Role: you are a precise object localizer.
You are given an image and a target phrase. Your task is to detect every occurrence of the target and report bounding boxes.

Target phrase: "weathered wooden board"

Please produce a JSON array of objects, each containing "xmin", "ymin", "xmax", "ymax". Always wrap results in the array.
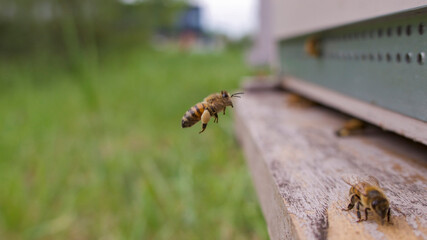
[
  {"xmin": 234, "ymin": 84, "xmax": 427, "ymax": 240},
  {"xmin": 282, "ymin": 77, "xmax": 427, "ymax": 146}
]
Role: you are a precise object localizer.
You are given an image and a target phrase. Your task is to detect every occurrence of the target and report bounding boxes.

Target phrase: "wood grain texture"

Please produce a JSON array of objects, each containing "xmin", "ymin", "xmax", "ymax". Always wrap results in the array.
[{"xmin": 234, "ymin": 85, "xmax": 427, "ymax": 240}]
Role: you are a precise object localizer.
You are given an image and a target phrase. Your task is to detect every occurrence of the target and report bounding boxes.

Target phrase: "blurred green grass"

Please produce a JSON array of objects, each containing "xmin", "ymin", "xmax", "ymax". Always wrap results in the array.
[{"xmin": 0, "ymin": 47, "xmax": 268, "ymax": 240}]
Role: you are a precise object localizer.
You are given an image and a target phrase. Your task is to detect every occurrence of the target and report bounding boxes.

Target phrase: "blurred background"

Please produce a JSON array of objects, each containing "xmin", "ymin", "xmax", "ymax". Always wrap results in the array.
[{"xmin": 0, "ymin": 0, "xmax": 269, "ymax": 239}]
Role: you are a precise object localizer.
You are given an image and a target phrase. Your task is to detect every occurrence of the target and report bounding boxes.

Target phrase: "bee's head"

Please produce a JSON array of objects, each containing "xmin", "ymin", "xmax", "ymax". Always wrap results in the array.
[
  {"xmin": 221, "ymin": 90, "xmax": 230, "ymax": 99},
  {"xmin": 372, "ymin": 198, "xmax": 389, "ymax": 223},
  {"xmin": 221, "ymin": 90, "xmax": 244, "ymax": 108}
]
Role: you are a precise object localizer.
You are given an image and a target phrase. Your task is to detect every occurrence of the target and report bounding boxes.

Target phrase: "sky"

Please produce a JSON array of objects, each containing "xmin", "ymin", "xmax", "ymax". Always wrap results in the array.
[{"xmin": 193, "ymin": 0, "xmax": 258, "ymax": 39}]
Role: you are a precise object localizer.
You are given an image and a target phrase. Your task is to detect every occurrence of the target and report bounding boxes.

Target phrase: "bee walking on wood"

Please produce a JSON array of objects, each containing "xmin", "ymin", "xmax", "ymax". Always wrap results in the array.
[
  {"xmin": 181, "ymin": 90, "xmax": 243, "ymax": 133},
  {"xmin": 335, "ymin": 118, "xmax": 366, "ymax": 137},
  {"xmin": 342, "ymin": 176, "xmax": 391, "ymax": 224}
]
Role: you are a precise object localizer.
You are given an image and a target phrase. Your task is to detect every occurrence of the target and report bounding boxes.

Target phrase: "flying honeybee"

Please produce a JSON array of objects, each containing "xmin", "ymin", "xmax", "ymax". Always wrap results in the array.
[
  {"xmin": 342, "ymin": 176, "xmax": 391, "ymax": 224},
  {"xmin": 181, "ymin": 90, "xmax": 243, "ymax": 133}
]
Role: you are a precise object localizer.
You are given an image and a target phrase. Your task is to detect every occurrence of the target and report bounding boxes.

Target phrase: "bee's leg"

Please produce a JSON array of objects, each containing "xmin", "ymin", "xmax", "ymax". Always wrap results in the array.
[
  {"xmin": 387, "ymin": 208, "xmax": 391, "ymax": 223},
  {"xmin": 356, "ymin": 202, "xmax": 361, "ymax": 221},
  {"xmin": 199, "ymin": 110, "xmax": 211, "ymax": 133},
  {"xmin": 342, "ymin": 194, "xmax": 357, "ymax": 211},
  {"xmin": 214, "ymin": 113, "xmax": 219, "ymax": 123},
  {"xmin": 356, "ymin": 202, "xmax": 365, "ymax": 222},
  {"xmin": 199, "ymin": 125, "xmax": 207, "ymax": 133},
  {"xmin": 364, "ymin": 208, "xmax": 369, "ymax": 221}
]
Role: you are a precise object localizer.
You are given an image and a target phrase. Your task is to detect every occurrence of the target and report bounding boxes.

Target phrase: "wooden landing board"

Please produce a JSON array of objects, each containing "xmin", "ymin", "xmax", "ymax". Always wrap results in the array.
[
  {"xmin": 234, "ymin": 86, "xmax": 427, "ymax": 240},
  {"xmin": 282, "ymin": 77, "xmax": 427, "ymax": 146}
]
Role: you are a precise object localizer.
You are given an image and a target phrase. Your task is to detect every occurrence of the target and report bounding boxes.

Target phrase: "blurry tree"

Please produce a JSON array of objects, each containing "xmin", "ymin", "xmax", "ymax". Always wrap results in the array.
[
  {"xmin": 0, "ymin": 0, "xmax": 186, "ymax": 54},
  {"xmin": 0, "ymin": 0, "xmax": 185, "ymax": 109}
]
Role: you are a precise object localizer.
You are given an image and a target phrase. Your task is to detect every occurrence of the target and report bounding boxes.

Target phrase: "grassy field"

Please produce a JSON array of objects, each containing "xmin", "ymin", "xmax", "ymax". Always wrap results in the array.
[{"xmin": 0, "ymin": 46, "xmax": 268, "ymax": 239}]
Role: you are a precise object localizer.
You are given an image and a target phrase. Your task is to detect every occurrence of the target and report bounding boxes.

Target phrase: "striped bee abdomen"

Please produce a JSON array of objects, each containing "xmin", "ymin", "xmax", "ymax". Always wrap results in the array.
[{"xmin": 181, "ymin": 102, "xmax": 206, "ymax": 128}]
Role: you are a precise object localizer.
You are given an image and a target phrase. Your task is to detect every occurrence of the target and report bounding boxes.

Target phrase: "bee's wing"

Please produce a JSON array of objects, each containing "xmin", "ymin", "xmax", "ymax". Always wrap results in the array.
[
  {"xmin": 341, "ymin": 175, "xmax": 359, "ymax": 187},
  {"xmin": 341, "ymin": 175, "xmax": 380, "ymax": 196},
  {"xmin": 365, "ymin": 176, "xmax": 380, "ymax": 187},
  {"xmin": 204, "ymin": 93, "xmax": 220, "ymax": 103}
]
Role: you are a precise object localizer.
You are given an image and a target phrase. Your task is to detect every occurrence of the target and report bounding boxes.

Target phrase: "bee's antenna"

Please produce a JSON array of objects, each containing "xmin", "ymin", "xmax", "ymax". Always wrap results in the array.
[{"xmin": 231, "ymin": 92, "xmax": 244, "ymax": 98}]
